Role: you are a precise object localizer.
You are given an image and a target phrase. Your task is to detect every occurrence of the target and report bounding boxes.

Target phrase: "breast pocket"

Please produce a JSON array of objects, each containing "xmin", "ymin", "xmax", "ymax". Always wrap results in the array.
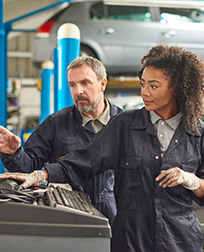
[
  {"xmin": 120, "ymin": 156, "xmax": 142, "ymax": 190},
  {"xmin": 121, "ymin": 156, "xmax": 141, "ymax": 169}
]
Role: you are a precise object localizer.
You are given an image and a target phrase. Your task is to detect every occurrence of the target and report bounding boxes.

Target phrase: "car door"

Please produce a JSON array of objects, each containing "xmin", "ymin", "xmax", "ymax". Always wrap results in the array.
[
  {"xmin": 84, "ymin": 3, "xmax": 160, "ymax": 74},
  {"xmin": 156, "ymin": 7, "xmax": 204, "ymax": 59}
]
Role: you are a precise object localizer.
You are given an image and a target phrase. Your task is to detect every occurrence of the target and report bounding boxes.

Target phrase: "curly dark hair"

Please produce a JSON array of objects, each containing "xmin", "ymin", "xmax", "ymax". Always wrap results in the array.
[{"xmin": 138, "ymin": 44, "xmax": 204, "ymax": 133}]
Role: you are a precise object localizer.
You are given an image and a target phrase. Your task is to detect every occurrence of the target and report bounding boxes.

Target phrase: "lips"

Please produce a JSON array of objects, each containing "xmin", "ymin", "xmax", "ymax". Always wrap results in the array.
[
  {"xmin": 143, "ymin": 100, "xmax": 153, "ymax": 105},
  {"xmin": 76, "ymin": 96, "xmax": 88, "ymax": 103}
]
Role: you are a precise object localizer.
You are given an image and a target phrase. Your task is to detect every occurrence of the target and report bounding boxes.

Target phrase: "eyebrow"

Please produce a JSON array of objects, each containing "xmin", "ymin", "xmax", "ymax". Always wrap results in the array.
[
  {"xmin": 141, "ymin": 78, "xmax": 161, "ymax": 84},
  {"xmin": 68, "ymin": 78, "xmax": 91, "ymax": 84},
  {"xmin": 81, "ymin": 78, "xmax": 91, "ymax": 82}
]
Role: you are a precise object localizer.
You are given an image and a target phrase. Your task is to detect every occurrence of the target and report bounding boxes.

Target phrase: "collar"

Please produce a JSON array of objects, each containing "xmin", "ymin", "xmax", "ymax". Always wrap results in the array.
[
  {"xmin": 81, "ymin": 99, "xmax": 110, "ymax": 126},
  {"xmin": 129, "ymin": 108, "xmax": 201, "ymax": 137},
  {"xmin": 72, "ymin": 99, "xmax": 122, "ymax": 125},
  {"xmin": 150, "ymin": 110, "xmax": 182, "ymax": 130}
]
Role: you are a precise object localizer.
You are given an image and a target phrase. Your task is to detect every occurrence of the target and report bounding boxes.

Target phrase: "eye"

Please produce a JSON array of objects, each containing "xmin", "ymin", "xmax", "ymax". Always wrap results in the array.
[
  {"xmin": 140, "ymin": 81, "xmax": 145, "ymax": 87},
  {"xmin": 69, "ymin": 83, "xmax": 75, "ymax": 88},
  {"xmin": 82, "ymin": 80, "xmax": 89, "ymax": 85},
  {"xmin": 151, "ymin": 85, "xmax": 158, "ymax": 89}
]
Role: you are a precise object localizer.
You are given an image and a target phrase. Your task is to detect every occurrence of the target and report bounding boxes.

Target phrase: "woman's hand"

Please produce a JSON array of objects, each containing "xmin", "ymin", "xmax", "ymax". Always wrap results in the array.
[{"xmin": 155, "ymin": 167, "xmax": 200, "ymax": 190}]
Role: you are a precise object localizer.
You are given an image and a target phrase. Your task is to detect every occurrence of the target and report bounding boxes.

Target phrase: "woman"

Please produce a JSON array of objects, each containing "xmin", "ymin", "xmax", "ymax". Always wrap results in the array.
[{"xmin": 1, "ymin": 45, "xmax": 204, "ymax": 252}]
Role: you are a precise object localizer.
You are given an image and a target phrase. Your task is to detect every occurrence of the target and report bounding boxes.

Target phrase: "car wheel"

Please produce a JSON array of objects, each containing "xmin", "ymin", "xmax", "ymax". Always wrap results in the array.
[{"xmin": 80, "ymin": 45, "xmax": 97, "ymax": 58}]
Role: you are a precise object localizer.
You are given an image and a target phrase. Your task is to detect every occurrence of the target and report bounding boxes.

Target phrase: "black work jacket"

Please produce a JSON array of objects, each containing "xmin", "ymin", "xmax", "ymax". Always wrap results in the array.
[
  {"xmin": 45, "ymin": 108, "xmax": 204, "ymax": 252},
  {"xmin": 1, "ymin": 102, "xmax": 122, "ymax": 224}
]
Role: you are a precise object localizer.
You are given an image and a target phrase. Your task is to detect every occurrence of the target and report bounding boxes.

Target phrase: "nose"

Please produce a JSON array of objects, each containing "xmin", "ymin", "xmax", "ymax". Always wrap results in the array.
[
  {"xmin": 141, "ymin": 85, "xmax": 150, "ymax": 97},
  {"xmin": 75, "ymin": 84, "xmax": 84, "ymax": 95}
]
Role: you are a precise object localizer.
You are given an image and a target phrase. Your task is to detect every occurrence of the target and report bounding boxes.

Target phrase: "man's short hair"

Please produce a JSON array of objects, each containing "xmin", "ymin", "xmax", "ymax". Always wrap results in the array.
[{"xmin": 67, "ymin": 56, "xmax": 107, "ymax": 80}]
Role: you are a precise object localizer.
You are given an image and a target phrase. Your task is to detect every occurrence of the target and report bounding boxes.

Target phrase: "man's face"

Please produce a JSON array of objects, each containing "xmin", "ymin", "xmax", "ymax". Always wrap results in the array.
[{"xmin": 68, "ymin": 65, "xmax": 106, "ymax": 113}]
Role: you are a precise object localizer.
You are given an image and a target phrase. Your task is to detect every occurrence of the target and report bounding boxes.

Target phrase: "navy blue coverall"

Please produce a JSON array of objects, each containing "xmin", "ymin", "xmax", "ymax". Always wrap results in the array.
[
  {"xmin": 44, "ymin": 108, "xmax": 204, "ymax": 252},
  {"xmin": 0, "ymin": 102, "xmax": 122, "ymax": 225}
]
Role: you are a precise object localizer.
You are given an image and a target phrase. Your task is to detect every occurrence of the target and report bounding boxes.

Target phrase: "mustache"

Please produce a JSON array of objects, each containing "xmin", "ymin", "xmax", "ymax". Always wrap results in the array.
[{"xmin": 75, "ymin": 96, "xmax": 88, "ymax": 102}]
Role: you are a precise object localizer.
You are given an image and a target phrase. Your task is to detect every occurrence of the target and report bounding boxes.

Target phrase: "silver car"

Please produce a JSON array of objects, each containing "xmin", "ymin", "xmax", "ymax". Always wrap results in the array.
[{"xmin": 32, "ymin": 0, "xmax": 204, "ymax": 75}]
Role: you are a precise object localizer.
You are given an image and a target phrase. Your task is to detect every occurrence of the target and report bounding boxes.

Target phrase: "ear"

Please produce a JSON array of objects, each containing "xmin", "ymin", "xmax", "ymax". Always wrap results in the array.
[{"xmin": 101, "ymin": 79, "xmax": 107, "ymax": 92}]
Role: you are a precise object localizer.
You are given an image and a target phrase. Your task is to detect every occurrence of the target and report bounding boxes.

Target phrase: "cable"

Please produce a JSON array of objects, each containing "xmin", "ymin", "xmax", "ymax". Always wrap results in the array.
[
  {"xmin": 0, "ymin": 193, "xmax": 34, "ymax": 204},
  {"xmin": 0, "ymin": 187, "xmax": 36, "ymax": 200}
]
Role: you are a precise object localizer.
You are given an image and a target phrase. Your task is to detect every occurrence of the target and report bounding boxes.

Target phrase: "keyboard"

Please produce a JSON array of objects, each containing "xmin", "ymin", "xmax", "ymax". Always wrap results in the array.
[{"xmin": 45, "ymin": 185, "xmax": 93, "ymax": 214}]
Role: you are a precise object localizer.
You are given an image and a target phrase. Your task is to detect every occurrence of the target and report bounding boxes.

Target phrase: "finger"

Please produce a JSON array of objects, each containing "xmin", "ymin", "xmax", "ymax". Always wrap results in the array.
[
  {"xmin": 161, "ymin": 177, "xmax": 179, "ymax": 188},
  {"xmin": 159, "ymin": 170, "xmax": 178, "ymax": 186},
  {"xmin": 10, "ymin": 134, "xmax": 20, "ymax": 142},
  {"xmin": 156, "ymin": 170, "xmax": 174, "ymax": 184},
  {"xmin": 19, "ymin": 182, "xmax": 29, "ymax": 189},
  {"xmin": 0, "ymin": 172, "xmax": 25, "ymax": 182},
  {"xmin": 159, "ymin": 174, "xmax": 174, "ymax": 187},
  {"xmin": 0, "ymin": 126, "xmax": 12, "ymax": 135},
  {"xmin": 166, "ymin": 180, "xmax": 180, "ymax": 187},
  {"xmin": 155, "ymin": 170, "xmax": 169, "ymax": 181},
  {"xmin": 20, "ymin": 179, "xmax": 34, "ymax": 189},
  {"xmin": 0, "ymin": 172, "xmax": 13, "ymax": 179},
  {"xmin": 10, "ymin": 134, "xmax": 21, "ymax": 149},
  {"xmin": 157, "ymin": 167, "xmax": 180, "ymax": 181}
]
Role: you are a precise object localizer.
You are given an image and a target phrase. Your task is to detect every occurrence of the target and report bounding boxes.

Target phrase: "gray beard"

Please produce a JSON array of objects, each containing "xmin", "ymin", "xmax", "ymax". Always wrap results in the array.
[
  {"xmin": 78, "ymin": 103, "xmax": 95, "ymax": 113},
  {"xmin": 77, "ymin": 95, "xmax": 102, "ymax": 113}
]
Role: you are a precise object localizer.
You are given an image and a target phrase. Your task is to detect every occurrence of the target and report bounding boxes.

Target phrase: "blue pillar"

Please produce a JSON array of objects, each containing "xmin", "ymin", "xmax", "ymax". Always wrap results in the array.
[
  {"xmin": 55, "ymin": 23, "xmax": 80, "ymax": 111},
  {"xmin": 39, "ymin": 61, "xmax": 54, "ymax": 124},
  {"xmin": 0, "ymin": 0, "xmax": 7, "ymax": 127},
  {"xmin": 53, "ymin": 48, "xmax": 59, "ymax": 113},
  {"xmin": 0, "ymin": 0, "xmax": 6, "ymax": 173}
]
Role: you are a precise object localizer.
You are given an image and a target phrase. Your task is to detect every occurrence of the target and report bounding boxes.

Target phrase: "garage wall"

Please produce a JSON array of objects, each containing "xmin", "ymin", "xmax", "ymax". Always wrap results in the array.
[
  {"xmin": 7, "ymin": 33, "xmax": 41, "ymax": 132},
  {"xmin": 8, "ymin": 33, "xmax": 40, "ymax": 78}
]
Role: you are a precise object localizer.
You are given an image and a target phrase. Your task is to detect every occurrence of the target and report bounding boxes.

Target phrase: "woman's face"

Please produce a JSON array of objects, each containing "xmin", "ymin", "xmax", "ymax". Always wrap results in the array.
[{"xmin": 140, "ymin": 66, "xmax": 178, "ymax": 120}]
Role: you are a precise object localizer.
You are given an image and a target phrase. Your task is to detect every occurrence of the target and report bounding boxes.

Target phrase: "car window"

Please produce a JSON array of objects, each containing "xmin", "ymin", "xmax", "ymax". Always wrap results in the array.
[
  {"xmin": 160, "ymin": 7, "xmax": 204, "ymax": 24},
  {"xmin": 90, "ymin": 2, "xmax": 104, "ymax": 19},
  {"xmin": 90, "ymin": 3, "xmax": 152, "ymax": 22}
]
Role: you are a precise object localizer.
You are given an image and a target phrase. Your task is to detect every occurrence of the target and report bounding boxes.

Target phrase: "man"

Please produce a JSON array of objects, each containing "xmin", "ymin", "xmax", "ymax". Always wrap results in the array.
[{"xmin": 0, "ymin": 56, "xmax": 122, "ymax": 225}]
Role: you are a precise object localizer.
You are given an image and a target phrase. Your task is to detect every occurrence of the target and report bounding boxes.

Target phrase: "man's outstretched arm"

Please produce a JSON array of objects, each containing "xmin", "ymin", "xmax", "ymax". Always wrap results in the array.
[{"xmin": 0, "ymin": 126, "xmax": 21, "ymax": 155}]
